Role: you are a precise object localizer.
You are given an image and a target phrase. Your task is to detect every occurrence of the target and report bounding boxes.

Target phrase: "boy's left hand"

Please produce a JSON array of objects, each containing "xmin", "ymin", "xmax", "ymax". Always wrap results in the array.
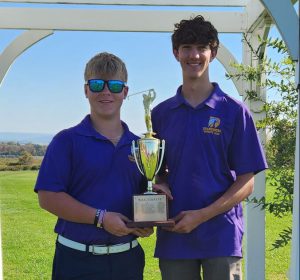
[
  {"xmin": 131, "ymin": 227, "xmax": 154, "ymax": 237},
  {"xmin": 163, "ymin": 210, "xmax": 204, "ymax": 233},
  {"xmin": 153, "ymin": 183, "xmax": 173, "ymax": 200}
]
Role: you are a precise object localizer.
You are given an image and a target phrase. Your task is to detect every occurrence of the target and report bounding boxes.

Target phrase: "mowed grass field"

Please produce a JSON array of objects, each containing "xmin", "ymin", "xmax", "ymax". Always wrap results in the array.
[{"xmin": 0, "ymin": 171, "xmax": 292, "ymax": 280}]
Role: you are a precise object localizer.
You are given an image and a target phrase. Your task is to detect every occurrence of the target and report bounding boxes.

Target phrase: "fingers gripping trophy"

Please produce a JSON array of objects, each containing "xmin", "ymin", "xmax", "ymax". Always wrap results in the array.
[{"xmin": 127, "ymin": 90, "xmax": 174, "ymax": 228}]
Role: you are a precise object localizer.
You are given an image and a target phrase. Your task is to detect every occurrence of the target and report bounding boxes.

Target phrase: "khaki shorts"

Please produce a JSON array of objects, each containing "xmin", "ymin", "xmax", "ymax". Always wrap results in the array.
[{"xmin": 159, "ymin": 257, "xmax": 242, "ymax": 280}]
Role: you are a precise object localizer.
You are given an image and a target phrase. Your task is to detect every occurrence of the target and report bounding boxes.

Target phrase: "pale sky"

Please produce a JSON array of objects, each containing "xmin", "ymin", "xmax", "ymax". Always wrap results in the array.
[{"xmin": 0, "ymin": 4, "xmax": 283, "ymax": 136}]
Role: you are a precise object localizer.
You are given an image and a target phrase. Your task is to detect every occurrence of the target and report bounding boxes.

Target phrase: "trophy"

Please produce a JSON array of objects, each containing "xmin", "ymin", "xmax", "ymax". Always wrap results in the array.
[{"xmin": 127, "ymin": 89, "xmax": 174, "ymax": 228}]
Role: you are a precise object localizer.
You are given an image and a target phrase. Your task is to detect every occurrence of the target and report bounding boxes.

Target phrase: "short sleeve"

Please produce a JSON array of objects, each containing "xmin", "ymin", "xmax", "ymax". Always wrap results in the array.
[
  {"xmin": 228, "ymin": 105, "xmax": 268, "ymax": 175},
  {"xmin": 34, "ymin": 130, "xmax": 73, "ymax": 193}
]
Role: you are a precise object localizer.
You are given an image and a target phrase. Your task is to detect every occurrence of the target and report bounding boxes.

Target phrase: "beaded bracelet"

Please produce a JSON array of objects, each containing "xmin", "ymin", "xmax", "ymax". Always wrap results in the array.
[
  {"xmin": 94, "ymin": 209, "xmax": 101, "ymax": 227},
  {"xmin": 97, "ymin": 209, "xmax": 107, "ymax": 228}
]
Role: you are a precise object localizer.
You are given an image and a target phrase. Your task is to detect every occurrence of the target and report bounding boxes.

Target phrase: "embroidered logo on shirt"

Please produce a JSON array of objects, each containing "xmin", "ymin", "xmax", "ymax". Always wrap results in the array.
[
  {"xmin": 128, "ymin": 154, "xmax": 136, "ymax": 162},
  {"xmin": 203, "ymin": 116, "xmax": 221, "ymax": 135}
]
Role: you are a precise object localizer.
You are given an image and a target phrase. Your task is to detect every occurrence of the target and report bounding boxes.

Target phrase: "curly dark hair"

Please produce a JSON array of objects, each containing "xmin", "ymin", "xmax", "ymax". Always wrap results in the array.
[{"xmin": 171, "ymin": 15, "xmax": 219, "ymax": 51}]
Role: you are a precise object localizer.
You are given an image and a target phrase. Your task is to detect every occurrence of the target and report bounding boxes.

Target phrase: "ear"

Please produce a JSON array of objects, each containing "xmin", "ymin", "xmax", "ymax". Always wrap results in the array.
[
  {"xmin": 210, "ymin": 49, "xmax": 217, "ymax": 62},
  {"xmin": 84, "ymin": 84, "xmax": 88, "ymax": 98},
  {"xmin": 123, "ymin": 86, "xmax": 129, "ymax": 99},
  {"xmin": 173, "ymin": 49, "xmax": 179, "ymax": 61}
]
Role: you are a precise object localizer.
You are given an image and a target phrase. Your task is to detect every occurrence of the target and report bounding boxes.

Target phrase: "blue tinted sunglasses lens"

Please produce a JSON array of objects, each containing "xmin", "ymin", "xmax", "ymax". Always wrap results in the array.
[
  {"xmin": 107, "ymin": 80, "xmax": 125, "ymax": 93},
  {"xmin": 88, "ymin": 79, "xmax": 125, "ymax": 94},
  {"xmin": 89, "ymin": 80, "xmax": 105, "ymax": 92}
]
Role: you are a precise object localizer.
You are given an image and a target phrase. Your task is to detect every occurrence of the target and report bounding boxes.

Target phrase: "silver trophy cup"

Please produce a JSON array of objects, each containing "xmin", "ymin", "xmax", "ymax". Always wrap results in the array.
[{"xmin": 127, "ymin": 90, "xmax": 174, "ymax": 228}]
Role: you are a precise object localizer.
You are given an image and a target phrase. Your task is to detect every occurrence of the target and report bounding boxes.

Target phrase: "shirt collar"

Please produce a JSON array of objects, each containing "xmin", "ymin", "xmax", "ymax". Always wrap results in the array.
[
  {"xmin": 170, "ymin": 83, "xmax": 224, "ymax": 110},
  {"xmin": 74, "ymin": 115, "xmax": 135, "ymax": 144},
  {"xmin": 204, "ymin": 83, "xmax": 224, "ymax": 109},
  {"xmin": 169, "ymin": 86, "xmax": 187, "ymax": 109}
]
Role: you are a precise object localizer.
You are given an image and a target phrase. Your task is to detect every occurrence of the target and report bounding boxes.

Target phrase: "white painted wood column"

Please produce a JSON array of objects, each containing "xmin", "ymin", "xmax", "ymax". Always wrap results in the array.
[
  {"xmin": 243, "ymin": 22, "xmax": 270, "ymax": 280},
  {"xmin": 289, "ymin": 62, "xmax": 299, "ymax": 280},
  {"xmin": 257, "ymin": 2, "xmax": 299, "ymax": 279}
]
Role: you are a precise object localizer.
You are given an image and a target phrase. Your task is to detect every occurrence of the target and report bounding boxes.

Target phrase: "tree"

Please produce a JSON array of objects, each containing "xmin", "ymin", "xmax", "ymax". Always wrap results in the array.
[
  {"xmin": 227, "ymin": 34, "xmax": 297, "ymax": 249},
  {"xmin": 18, "ymin": 150, "xmax": 34, "ymax": 165}
]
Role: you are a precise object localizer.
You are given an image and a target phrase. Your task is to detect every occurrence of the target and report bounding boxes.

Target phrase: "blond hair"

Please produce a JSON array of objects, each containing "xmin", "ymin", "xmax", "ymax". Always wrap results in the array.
[{"xmin": 84, "ymin": 52, "xmax": 128, "ymax": 82}]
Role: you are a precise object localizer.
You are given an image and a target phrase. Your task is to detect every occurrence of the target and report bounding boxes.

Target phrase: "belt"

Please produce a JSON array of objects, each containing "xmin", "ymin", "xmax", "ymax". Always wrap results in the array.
[{"xmin": 57, "ymin": 235, "xmax": 138, "ymax": 255}]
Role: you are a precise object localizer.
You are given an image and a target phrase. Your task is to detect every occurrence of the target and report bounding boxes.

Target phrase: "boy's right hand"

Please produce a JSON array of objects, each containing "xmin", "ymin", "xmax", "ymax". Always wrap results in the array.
[
  {"xmin": 102, "ymin": 211, "xmax": 133, "ymax": 237},
  {"xmin": 102, "ymin": 212, "xmax": 154, "ymax": 238}
]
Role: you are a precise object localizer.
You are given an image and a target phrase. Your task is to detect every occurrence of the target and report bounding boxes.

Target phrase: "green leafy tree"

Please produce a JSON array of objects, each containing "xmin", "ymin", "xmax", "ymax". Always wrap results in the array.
[
  {"xmin": 18, "ymin": 150, "xmax": 34, "ymax": 165},
  {"xmin": 227, "ymin": 34, "xmax": 297, "ymax": 249}
]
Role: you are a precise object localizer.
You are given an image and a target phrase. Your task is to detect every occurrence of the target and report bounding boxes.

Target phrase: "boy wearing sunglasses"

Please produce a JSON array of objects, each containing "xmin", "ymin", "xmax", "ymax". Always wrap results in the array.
[
  {"xmin": 151, "ymin": 15, "xmax": 268, "ymax": 280},
  {"xmin": 34, "ymin": 52, "xmax": 153, "ymax": 280}
]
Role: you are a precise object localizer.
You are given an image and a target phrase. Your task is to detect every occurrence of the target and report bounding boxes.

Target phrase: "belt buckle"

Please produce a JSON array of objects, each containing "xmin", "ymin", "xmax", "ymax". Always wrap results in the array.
[{"xmin": 91, "ymin": 245, "xmax": 110, "ymax": 255}]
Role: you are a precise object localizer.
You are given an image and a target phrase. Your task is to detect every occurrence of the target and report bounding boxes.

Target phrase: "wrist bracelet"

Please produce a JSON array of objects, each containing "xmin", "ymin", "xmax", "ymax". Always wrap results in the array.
[
  {"xmin": 94, "ymin": 209, "xmax": 101, "ymax": 226},
  {"xmin": 97, "ymin": 209, "xmax": 107, "ymax": 228}
]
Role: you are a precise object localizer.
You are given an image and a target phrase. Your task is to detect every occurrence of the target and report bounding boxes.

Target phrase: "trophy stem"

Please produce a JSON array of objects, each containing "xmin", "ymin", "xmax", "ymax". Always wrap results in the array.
[{"xmin": 144, "ymin": 181, "xmax": 156, "ymax": 194}]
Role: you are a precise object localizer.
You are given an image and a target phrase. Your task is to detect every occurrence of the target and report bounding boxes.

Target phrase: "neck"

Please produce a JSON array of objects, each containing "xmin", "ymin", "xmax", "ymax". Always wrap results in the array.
[
  {"xmin": 90, "ymin": 113, "xmax": 124, "ymax": 139},
  {"xmin": 181, "ymin": 78, "xmax": 214, "ymax": 108}
]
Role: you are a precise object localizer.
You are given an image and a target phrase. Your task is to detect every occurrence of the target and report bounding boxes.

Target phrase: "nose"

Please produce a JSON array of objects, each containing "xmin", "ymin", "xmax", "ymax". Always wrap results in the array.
[
  {"xmin": 101, "ymin": 83, "xmax": 111, "ymax": 94},
  {"xmin": 188, "ymin": 47, "xmax": 200, "ymax": 59}
]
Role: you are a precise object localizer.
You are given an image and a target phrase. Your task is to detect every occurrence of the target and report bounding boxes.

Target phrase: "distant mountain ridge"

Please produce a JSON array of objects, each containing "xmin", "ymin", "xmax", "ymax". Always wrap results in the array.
[{"xmin": 0, "ymin": 132, "xmax": 54, "ymax": 145}]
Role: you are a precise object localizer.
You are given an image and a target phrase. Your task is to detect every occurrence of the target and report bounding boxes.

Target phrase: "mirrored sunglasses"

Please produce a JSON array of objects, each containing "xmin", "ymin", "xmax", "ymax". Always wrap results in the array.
[{"xmin": 86, "ymin": 79, "xmax": 126, "ymax": 94}]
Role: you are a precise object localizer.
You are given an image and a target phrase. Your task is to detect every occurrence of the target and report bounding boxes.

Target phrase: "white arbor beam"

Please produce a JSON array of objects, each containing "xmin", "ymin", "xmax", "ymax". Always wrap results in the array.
[
  {"xmin": 0, "ymin": 30, "xmax": 53, "ymax": 85},
  {"xmin": 216, "ymin": 43, "xmax": 244, "ymax": 96},
  {"xmin": 259, "ymin": 0, "xmax": 299, "ymax": 61},
  {"xmin": 245, "ymin": 0, "xmax": 267, "ymax": 32},
  {"xmin": 0, "ymin": 0, "xmax": 247, "ymax": 6},
  {"xmin": 0, "ymin": 8, "xmax": 246, "ymax": 33}
]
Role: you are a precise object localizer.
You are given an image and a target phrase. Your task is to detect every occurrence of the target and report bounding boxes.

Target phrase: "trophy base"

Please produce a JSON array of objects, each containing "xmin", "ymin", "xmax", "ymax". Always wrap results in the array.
[
  {"xmin": 127, "ymin": 220, "xmax": 175, "ymax": 228},
  {"xmin": 128, "ymin": 193, "xmax": 174, "ymax": 228},
  {"xmin": 131, "ymin": 193, "xmax": 170, "ymax": 225}
]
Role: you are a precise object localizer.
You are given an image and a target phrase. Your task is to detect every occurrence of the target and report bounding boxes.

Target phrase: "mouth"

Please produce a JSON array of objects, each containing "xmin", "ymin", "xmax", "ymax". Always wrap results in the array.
[
  {"xmin": 98, "ymin": 100, "xmax": 113, "ymax": 103},
  {"xmin": 187, "ymin": 62, "xmax": 201, "ymax": 66}
]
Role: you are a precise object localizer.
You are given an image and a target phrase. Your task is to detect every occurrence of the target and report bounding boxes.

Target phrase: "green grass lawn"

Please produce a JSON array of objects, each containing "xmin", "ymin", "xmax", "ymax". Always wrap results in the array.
[{"xmin": 0, "ymin": 171, "xmax": 292, "ymax": 280}]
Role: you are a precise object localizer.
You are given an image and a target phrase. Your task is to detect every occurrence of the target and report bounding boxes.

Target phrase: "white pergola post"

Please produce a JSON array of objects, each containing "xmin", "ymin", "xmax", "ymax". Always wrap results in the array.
[
  {"xmin": 242, "ymin": 20, "xmax": 270, "ymax": 280},
  {"xmin": 290, "ymin": 88, "xmax": 299, "ymax": 280},
  {"xmin": 257, "ymin": 2, "xmax": 299, "ymax": 279},
  {"xmin": 289, "ymin": 60, "xmax": 299, "ymax": 280}
]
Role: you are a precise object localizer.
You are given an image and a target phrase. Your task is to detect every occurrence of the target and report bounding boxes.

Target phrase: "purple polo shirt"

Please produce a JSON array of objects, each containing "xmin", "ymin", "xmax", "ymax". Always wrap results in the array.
[
  {"xmin": 34, "ymin": 115, "xmax": 144, "ymax": 245},
  {"xmin": 151, "ymin": 83, "xmax": 268, "ymax": 259}
]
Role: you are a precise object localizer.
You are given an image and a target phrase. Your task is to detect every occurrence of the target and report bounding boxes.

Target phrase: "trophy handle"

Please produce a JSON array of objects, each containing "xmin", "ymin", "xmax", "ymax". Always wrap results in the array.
[
  {"xmin": 154, "ymin": 140, "xmax": 165, "ymax": 176},
  {"xmin": 131, "ymin": 140, "xmax": 144, "ymax": 175}
]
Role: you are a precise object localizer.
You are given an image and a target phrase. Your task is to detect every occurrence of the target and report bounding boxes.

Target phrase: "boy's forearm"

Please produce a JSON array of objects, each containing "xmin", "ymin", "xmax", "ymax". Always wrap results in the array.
[
  {"xmin": 38, "ymin": 190, "xmax": 96, "ymax": 224},
  {"xmin": 155, "ymin": 172, "xmax": 168, "ymax": 184},
  {"xmin": 201, "ymin": 172, "xmax": 254, "ymax": 221}
]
